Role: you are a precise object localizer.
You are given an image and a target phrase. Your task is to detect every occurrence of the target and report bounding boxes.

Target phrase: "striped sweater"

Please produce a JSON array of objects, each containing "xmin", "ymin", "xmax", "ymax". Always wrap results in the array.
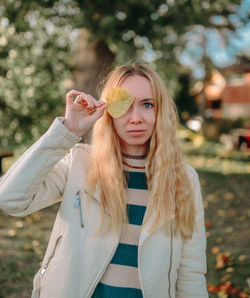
[{"xmin": 92, "ymin": 156, "xmax": 148, "ymax": 298}]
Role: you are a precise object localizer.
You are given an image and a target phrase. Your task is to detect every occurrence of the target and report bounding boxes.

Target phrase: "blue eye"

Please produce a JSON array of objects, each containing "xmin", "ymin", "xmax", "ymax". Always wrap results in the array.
[{"xmin": 144, "ymin": 102, "xmax": 153, "ymax": 109}]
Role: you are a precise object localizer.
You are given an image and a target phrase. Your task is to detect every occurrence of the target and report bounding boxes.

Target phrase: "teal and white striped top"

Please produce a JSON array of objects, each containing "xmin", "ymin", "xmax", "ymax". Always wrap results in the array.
[{"xmin": 92, "ymin": 157, "xmax": 148, "ymax": 298}]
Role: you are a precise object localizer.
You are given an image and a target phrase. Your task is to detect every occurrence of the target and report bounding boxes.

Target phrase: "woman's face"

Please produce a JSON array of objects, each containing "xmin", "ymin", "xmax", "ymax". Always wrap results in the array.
[{"xmin": 112, "ymin": 75, "xmax": 156, "ymax": 155}]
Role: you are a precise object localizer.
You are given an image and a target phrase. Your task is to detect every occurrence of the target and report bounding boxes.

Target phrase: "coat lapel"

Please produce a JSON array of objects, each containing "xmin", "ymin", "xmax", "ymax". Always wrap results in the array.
[
  {"xmin": 83, "ymin": 185, "xmax": 111, "ymax": 215},
  {"xmin": 139, "ymin": 210, "xmax": 176, "ymax": 247}
]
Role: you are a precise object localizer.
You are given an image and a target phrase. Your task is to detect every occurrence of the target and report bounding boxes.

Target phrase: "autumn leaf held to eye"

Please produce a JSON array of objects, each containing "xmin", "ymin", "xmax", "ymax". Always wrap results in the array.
[{"xmin": 106, "ymin": 87, "xmax": 134, "ymax": 118}]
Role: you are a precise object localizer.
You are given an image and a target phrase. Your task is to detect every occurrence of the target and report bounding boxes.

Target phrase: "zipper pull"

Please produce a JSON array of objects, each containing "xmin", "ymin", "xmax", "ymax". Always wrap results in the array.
[
  {"xmin": 74, "ymin": 191, "xmax": 81, "ymax": 208},
  {"xmin": 40, "ymin": 264, "xmax": 48, "ymax": 277},
  {"xmin": 74, "ymin": 191, "xmax": 84, "ymax": 228}
]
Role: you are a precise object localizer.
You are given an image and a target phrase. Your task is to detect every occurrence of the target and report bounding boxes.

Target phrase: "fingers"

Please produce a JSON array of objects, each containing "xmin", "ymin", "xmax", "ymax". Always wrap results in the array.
[
  {"xmin": 66, "ymin": 90, "xmax": 107, "ymax": 125},
  {"xmin": 66, "ymin": 90, "xmax": 98, "ymax": 107},
  {"xmin": 66, "ymin": 89, "xmax": 81, "ymax": 105},
  {"xmin": 79, "ymin": 92, "xmax": 98, "ymax": 108},
  {"xmin": 88, "ymin": 104, "xmax": 107, "ymax": 122},
  {"xmin": 75, "ymin": 92, "xmax": 105, "ymax": 110}
]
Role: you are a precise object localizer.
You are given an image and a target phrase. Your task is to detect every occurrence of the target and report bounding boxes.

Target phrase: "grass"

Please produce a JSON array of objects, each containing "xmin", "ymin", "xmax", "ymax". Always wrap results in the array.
[
  {"xmin": 0, "ymin": 205, "xmax": 59, "ymax": 298},
  {"xmin": 199, "ymin": 171, "xmax": 249, "ymax": 297},
  {"xmin": 181, "ymin": 135, "xmax": 250, "ymax": 298},
  {"xmin": 0, "ymin": 136, "xmax": 250, "ymax": 297}
]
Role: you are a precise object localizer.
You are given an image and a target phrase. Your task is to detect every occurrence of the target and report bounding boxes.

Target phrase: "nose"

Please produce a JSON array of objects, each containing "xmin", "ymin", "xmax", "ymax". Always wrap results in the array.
[{"xmin": 129, "ymin": 106, "xmax": 143, "ymax": 124}]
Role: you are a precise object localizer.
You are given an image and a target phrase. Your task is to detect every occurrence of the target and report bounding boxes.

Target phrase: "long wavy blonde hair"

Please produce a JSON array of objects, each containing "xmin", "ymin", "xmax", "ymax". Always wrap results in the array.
[{"xmin": 86, "ymin": 63, "xmax": 195, "ymax": 239}]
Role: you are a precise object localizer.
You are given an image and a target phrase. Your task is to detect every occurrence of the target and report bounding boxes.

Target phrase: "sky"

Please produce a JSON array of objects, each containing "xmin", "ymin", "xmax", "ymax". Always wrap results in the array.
[{"xmin": 180, "ymin": 0, "xmax": 250, "ymax": 78}]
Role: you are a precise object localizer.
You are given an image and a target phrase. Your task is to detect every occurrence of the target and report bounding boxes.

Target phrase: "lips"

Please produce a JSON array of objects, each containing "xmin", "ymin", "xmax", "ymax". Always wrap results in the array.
[
  {"xmin": 127, "ymin": 129, "xmax": 145, "ymax": 136},
  {"xmin": 127, "ymin": 130, "xmax": 145, "ymax": 132}
]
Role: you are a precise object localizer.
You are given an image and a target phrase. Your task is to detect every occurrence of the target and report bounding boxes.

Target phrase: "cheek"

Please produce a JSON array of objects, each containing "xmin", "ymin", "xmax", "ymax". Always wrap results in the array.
[
  {"xmin": 148, "ymin": 111, "xmax": 156, "ymax": 128},
  {"xmin": 147, "ymin": 114, "xmax": 156, "ymax": 137},
  {"xmin": 113, "ymin": 118, "xmax": 125, "ymax": 137}
]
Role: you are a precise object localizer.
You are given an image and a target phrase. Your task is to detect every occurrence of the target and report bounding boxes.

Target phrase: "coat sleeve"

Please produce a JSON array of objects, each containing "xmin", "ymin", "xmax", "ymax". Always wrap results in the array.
[
  {"xmin": 0, "ymin": 117, "xmax": 81, "ymax": 217},
  {"xmin": 176, "ymin": 166, "xmax": 208, "ymax": 298}
]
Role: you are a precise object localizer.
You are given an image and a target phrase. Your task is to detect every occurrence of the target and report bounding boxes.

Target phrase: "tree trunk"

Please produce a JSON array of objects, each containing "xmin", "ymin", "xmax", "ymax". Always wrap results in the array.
[
  {"xmin": 73, "ymin": 29, "xmax": 115, "ymax": 98},
  {"xmin": 72, "ymin": 29, "xmax": 115, "ymax": 142}
]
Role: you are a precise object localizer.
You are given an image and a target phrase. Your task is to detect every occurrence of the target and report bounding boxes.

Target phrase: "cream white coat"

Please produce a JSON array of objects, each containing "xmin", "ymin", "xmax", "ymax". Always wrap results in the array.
[{"xmin": 0, "ymin": 118, "xmax": 208, "ymax": 298}]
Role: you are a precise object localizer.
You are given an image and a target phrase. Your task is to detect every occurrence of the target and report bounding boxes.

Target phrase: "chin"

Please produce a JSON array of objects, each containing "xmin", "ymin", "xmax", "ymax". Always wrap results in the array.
[
  {"xmin": 120, "ymin": 134, "xmax": 151, "ymax": 148},
  {"xmin": 127, "ymin": 138, "xmax": 150, "ymax": 146}
]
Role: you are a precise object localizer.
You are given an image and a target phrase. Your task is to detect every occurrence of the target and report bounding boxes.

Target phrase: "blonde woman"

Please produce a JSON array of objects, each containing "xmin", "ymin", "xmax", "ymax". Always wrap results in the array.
[{"xmin": 0, "ymin": 63, "xmax": 208, "ymax": 298}]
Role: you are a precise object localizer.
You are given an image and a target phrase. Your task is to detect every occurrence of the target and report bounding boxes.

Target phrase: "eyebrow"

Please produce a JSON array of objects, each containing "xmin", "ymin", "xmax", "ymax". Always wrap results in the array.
[{"xmin": 138, "ymin": 98, "xmax": 154, "ymax": 102}]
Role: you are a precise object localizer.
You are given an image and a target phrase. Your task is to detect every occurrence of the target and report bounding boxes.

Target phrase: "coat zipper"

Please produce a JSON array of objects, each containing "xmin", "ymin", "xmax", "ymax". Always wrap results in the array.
[
  {"xmin": 168, "ymin": 220, "xmax": 173, "ymax": 298},
  {"xmin": 85, "ymin": 233, "xmax": 120, "ymax": 298},
  {"xmin": 74, "ymin": 191, "xmax": 84, "ymax": 228},
  {"xmin": 40, "ymin": 235, "xmax": 62, "ymax": 277},
  {"xmin": 175, "ymin": 268, "xmax": 179, "ymax": 291}
]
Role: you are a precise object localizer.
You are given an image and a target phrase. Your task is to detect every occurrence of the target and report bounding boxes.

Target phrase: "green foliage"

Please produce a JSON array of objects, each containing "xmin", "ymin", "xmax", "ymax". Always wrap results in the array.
[
  {"xmin": 0, "ymin": 1, "xmax": 82, "ymax": 147},
  {"xmin": 75, "ymin": 0, "xmax": 241, "ymax": 66},
  {"xmin": 76, "ymin": 0, "xmax": 241, "ymax": 42},
  {"xmin": 0, "ymin": 0, "xmax": 243, "ymax": 147}
]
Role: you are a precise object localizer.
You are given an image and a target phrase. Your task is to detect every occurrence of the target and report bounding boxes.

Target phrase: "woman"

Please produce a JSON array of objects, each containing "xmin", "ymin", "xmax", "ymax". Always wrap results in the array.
[{"xmin": 0, "ymin": 63, "xmax": 208, "ymax": 297}]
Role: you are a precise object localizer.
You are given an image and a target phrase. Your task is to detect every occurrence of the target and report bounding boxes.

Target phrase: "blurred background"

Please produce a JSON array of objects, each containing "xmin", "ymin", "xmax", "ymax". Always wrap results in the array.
[{"xmin": 0, "ymin": 0, "xmax": 249, "ymax": 297}]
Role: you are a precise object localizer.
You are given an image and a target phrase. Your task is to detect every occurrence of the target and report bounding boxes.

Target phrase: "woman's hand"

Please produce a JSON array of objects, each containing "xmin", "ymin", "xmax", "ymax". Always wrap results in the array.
[{"xmin": 64, "ymin": 89, "xmax": 106, "ymax": 137}]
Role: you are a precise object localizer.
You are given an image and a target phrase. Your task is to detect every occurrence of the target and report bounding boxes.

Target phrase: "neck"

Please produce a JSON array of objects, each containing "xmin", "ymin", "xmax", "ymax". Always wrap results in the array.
[
  {"xmin": 122, "ymin": 151, "xmax": 147, "ymax": 171},
  {"xmin": 120, "ymin": 143, "xmax": 148, "ymax": 156}
]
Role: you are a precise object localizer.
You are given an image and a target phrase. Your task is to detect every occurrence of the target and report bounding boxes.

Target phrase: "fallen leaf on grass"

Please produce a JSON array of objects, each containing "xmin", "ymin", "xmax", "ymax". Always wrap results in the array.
[
  {"xmin": 211, "ymin": 246, "xmax": 220, "ymax": 254},
  {"xmin": 217, "ymin": 290, "xmax": 228, "ymax": 298},
  {"xmin": 24, "ymin": 243, "xmax": 33, "ymax": 251},
  {"xmin": 208, "ymin": 281, "xmax": 242, "ymax": 297},
  {"xmin": 216, "ymin": 237, "xmax": 223, "ymax": 243},
  {"xmin": 15, "ymin": 220, "xmax": 24, "ymax": 228},
  {"xmin": 225, "ymin": 226, "xmax": 233, "ymax": 233},
  {"xmin": 207, "ymin": 284, "xmax": 220, "ymax": 293},
  {"xmin": 216, "ymin": 252, "xmax": 231, "ymax": 269},
  {"xmin": 227, "ymin": 209, "xmax": 237, "ymax": 217},
  {"xmin": 32, "ymin": 240, "xmax": 40, "ymax": 247},
  {"xmin": 238, "ymin": 255, "xmax": 246, "ymax": 261},
  {"xmin": 217, "ymin": 209, "xmax": 226, "ymax": 217},
  {"xmin": 227, "ymin": 286, "xmax": 240, "ymax": 296},
  {"xmin": 224, "ymin": 192, "xmax": 235, "ymax": 201},
  {"xmin": 205, "ymin": 221, "xmax": 213, "ymax": 228},
  {"xmin": 239, "ymin": 215, "xmax": 246, "ymax": 222},
  {"xmin": 8, "ymin": 229, "xmax": 16, "ymax": 237},
  {"xmin": 239, "ymin": 292, "xmax": 249, "ymax": 298},
  {"xmin": 206, "ymin": 194, "xmax": 217, "ymax": 202},
  {"xmin": 221, "ymin": 274, "xmax": 231, "ymax": 282},
  {"xmin": 25, "ymin": 212, "xmax": 43, "ymax": 223}
]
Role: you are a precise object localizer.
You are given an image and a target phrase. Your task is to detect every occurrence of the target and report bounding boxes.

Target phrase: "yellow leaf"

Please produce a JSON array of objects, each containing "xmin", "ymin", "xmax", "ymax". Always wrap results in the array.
[{"xmin": 106, "ymin": 87, "xmax": 134, "ymax": 118}]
